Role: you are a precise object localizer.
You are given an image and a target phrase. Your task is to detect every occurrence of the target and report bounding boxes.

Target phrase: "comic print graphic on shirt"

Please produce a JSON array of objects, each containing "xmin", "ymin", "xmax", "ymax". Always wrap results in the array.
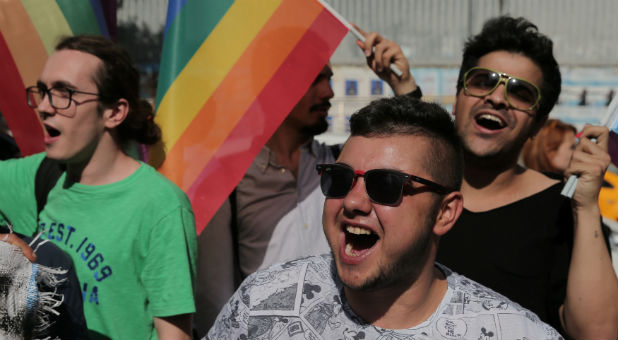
[{"xmin": 207, "ymin": 254, "xmax": 563, "ymax": 340}]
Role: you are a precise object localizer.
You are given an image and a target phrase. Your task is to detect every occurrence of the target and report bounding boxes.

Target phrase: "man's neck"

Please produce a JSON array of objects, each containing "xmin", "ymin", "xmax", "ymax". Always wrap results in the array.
[
  {"xmin": 461, "ymin": 152, "xmax": 557, "ymax": 211},
  {"xmin": 344, "ymin": 261, "xmax": 447, "ymax": 330},
  {"xmin": 65, "ymin": 134, "xmax": 140, "ymax": 186},
  {"xmin": 266, "ymin": 124, "xmax": 312, "ymax": 178}
]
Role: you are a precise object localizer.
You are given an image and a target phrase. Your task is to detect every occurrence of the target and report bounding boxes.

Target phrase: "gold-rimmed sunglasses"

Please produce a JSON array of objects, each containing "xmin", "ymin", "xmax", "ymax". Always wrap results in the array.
[{"xmin": 463, "ymin": 67, "xmax": 541, "ymax": 111}]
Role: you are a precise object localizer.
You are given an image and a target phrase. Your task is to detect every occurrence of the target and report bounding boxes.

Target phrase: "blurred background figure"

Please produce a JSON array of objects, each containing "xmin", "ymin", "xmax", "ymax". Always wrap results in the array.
[
  {"xmin": 522, "ymin": 118, "xmax": 577, "ymax": 177},
  {"xmin": 601, "ymin": 168, "xmax": 618, "ymax": 221},
  {"xmin": 0, "ymin": 113, "xmax": 21, "ymax": 161},
  {"xmin": 522, "ymin": 118, "xmax": 618, "ymax": 222}
]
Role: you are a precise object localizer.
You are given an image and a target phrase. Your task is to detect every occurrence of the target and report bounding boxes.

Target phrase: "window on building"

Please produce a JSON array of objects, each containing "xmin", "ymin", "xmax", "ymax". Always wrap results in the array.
[
  {"xmin": 371, "ymin": 80, "xmax": 384, "ymax": 95},
  {"xmin": 345, "ymin": 80, "xmax": 358, "ymax": 96}
]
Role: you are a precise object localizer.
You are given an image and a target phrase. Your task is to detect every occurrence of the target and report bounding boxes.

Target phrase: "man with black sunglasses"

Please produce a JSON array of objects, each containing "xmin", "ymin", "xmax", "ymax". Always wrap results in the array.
[
  {"xmin": 431, "ymin": 16, "xmax": 617, "ymax": 339},
  {"xmin": 206, "ymin": 96, "xmax": 561, "ymax": 340}
]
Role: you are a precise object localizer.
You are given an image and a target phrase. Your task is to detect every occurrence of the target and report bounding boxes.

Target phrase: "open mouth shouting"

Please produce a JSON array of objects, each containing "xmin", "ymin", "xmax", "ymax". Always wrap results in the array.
[
  {"xmin": 474, "ymin": 113, "xmax": 506, "ymax": 131},
  {"xmin": 341, "ymin": 224, "xmax": 379, "ymax": 263},
  {"xmin": 43, "ymin": 123, "xmax": 61, "ymax": 144}
]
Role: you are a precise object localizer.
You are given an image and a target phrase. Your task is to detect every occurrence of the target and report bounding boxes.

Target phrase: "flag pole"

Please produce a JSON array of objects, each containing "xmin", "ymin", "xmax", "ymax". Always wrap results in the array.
[
  {"xmin": 561, "ymin": 92, "xmax": 618, "ymax": 197},
  {"xmin": 316, "ymin": 0, "xmax": 403, "ymax": 77}
]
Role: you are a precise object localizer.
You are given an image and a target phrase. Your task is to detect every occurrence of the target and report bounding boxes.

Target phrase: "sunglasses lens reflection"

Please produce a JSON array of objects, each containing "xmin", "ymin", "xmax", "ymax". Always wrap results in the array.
[
  {"xmin": 465, "ymin": 68, "xmax": 539, "ymax": 110},
  {"xmin": 365, "ymin": 170, "xmax": 403, "ymax": 205},
  {"xmin": 320, "ymin": 166, "xmax": 353, "ymax": 198}
]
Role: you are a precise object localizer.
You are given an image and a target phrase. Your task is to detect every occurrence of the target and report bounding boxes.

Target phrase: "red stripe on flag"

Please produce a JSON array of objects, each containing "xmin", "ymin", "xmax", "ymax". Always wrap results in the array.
[
  {"xmin": 0, "ymin": 32, "xmax": 44, "ymax": 156},
  {"xmin": 189, "ymin": 8, "xmax": 348, "ymax": 233}
]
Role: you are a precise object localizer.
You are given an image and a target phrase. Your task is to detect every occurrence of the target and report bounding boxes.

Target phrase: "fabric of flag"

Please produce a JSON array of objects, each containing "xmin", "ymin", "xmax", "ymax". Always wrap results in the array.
[
  {"xmin": 0, "ymin": 0, "xmax": 114, "ymax": 156},
  {"xmin": 154, "ymin": 0, "xmax": 348, "ymax": 234}
]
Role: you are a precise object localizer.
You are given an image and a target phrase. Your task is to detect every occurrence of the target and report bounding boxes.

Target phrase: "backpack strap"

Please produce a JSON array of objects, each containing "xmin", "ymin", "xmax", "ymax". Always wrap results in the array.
[
  {"xmin": 229, "ymin": 188, "xmax": 244, "ymax": 288},
  {"xmin": 35, "ymin": 157, "xmax": 64, "ymax": 217}
]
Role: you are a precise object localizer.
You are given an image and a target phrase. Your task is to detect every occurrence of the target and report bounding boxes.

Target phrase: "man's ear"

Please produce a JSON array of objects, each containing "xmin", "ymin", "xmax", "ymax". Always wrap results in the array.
[
  {"xmin": 433, "ymin": 191, "xmax": 463, "ymax": 236},
  {"xmin": 103, "ymin": 98, "xmax": 129, "ymax": 129}
]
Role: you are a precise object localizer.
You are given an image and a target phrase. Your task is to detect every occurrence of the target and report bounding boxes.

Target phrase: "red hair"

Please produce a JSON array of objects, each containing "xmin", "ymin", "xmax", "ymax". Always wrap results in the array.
[{"xmin": 522, "ymin": 119, "xmax": 576, "ymax": 174}]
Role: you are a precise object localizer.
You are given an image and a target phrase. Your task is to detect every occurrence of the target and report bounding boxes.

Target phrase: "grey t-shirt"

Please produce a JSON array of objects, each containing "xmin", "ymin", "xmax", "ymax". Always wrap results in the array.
[{"xmin": 206, "ymin": 254, "xmax": 563, "ymax": 340}]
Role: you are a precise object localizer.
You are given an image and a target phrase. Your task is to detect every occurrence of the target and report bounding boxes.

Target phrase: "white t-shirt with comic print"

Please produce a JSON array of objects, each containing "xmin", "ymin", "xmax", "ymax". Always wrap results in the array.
[{"xmin": 206, "ymin": 254, "xmax": 562, "ymax": 340}]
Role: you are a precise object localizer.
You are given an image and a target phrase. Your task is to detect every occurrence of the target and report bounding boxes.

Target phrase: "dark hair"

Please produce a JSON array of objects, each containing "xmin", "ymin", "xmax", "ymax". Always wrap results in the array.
[
  {"xmin": 456, "ymin": 16, "xmax": 561, "ymax": 118},
  {"xmin": 350, "ymin": 96, "xmax": 463, "ymax": 191},
  {"xmin": 55, "ymin": 35, "xmax": 161, "ymax": 146}
]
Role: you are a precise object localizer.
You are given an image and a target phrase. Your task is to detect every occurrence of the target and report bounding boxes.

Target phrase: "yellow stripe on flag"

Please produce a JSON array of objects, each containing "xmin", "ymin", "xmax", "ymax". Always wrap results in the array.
[
  {"xmin": 22, "ymin": 0, "xmax": 73, "ymax": 55},
  {"xmin": 155, "ymin": 0, "xmax": 282, "ymax": 151}
]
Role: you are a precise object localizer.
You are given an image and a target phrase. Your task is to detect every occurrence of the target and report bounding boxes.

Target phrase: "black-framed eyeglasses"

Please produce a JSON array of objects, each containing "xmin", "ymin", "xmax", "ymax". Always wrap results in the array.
[
  {"xmin": 316, "ymin": 163, "xmax": 451, "ymax": 206},
  {"xmin": 463, "ymin": 67, "xmax": 541, "ymax": 111},
  {"xmin": 26, "ymin": 84, "xmax": 99, "ymax": 110}
]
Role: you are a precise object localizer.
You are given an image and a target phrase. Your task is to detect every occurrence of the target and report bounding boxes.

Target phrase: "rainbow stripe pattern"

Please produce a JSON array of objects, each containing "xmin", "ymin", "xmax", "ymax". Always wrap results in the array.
[
  {"xmin": 154, "ymin": 0, "xmax": 348, "ymax": 233},
  {"xmin": 0, "ymin": 0, "xmax": 113, "ymax": 156}
]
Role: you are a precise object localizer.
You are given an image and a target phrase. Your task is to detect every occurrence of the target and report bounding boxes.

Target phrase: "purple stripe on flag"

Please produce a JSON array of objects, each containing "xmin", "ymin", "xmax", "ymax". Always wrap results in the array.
[
  {"xmin": 88, "ymin": 0, "xmax": 110, "ymax": 37},
  {"xmin": 164, "ymin": 0, "xmax": 188, "ymax": 35}
]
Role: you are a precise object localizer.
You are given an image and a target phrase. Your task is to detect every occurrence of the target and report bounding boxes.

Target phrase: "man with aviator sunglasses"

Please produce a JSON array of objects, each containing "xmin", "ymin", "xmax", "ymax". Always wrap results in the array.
[
  {"xmin": 432, "ymin": 16, "xmax": 617, "ymax": 339},
  {"xmin": 206, "ymin": 96, "xmax": 561, "ymax": 340}
]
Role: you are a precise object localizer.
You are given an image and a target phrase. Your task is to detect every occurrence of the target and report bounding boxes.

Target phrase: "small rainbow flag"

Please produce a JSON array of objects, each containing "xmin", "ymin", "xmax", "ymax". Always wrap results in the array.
[
  {"xmin": 153, "ymin": 0, "xmax": 348, "ymax": 233},
  {"xmin": 0, "ymin": 0, "xmax": 115, "ymax": 156}
]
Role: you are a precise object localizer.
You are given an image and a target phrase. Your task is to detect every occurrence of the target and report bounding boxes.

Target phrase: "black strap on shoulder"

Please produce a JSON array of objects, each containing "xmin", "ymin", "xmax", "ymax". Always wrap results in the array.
[
  {"xmin": 229, "ymin": 188, "xmax": 244, "ymax": 288},
  {"xmin": 35, "ymin": 157, "xmax": 64, "ymax": 216},
  {"xmin": 329, "ymin": 144, "xmax": 341, "ymax": 160}
]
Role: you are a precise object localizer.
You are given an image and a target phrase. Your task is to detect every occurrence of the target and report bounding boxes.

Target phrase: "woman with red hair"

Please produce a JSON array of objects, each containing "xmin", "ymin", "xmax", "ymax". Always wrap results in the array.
[{"xmin": 522, "ymin": 118, "xmax": 577, "ymax": 175}]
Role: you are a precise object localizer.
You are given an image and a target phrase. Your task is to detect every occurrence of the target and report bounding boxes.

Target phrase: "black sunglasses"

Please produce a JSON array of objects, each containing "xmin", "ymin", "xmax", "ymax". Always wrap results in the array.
[{"xmin": 316, "ymin": 163, "xmax": 450, "ymax": 205}]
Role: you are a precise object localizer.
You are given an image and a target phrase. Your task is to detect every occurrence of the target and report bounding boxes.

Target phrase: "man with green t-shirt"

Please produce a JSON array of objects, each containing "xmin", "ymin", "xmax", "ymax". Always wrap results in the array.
[{"xmin": 0, "ymin": 36, "xmax": 196, "ymax": 339}]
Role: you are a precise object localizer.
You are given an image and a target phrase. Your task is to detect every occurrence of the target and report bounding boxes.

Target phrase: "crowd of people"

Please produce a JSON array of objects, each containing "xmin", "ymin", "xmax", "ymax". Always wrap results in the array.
[{"xmin": 1, "ymin": 14, "xmax": 616, "ymax": 340}]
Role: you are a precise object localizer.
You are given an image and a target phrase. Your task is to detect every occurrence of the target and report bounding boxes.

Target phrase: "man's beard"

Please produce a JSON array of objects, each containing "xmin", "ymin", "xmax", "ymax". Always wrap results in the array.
[
  {"xmin": 300, "ymin": 116, "xmax": 329, "ymax": 136},
  {"xmin": 340, "ymin": 206, "xmax": 438, "ymax": 292},
  {"xmin": 354, "ymin": 227, "xmax": 432, "ymax": 291}
]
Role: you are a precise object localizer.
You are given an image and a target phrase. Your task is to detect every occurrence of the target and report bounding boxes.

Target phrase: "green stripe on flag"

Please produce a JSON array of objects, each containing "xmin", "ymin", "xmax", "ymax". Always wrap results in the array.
[
  {"xmin": 155, "ymin": 0, "xmax": 234, "ymax": 110},
  {"xmin": 55, "ymin": 0, "xmax": 102, "ymax": 35}
]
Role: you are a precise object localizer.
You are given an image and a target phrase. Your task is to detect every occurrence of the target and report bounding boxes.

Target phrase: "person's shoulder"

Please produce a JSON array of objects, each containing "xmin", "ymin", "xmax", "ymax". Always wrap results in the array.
[
  {"xmin": 521, "ymin": 168, "xmax": 562, "ymax": 195},
  {"xmin": 133, "ymin": 162, "xmax": 191, "ymax": 203},
  {"xmin": 1, "ymin": 152, "xmax": 46, "ymax": 167},
  {"xmin": 310, "ymin": 139, "xmax": 341, "ymax": 162},
  {"xmin": 438, "ymin": 263, "xmax": 563, "ymax": 339}
]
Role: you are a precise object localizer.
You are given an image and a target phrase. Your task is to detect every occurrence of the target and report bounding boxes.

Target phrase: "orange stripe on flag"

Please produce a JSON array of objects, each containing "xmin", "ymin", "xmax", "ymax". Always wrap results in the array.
[
  {"xmin": 158, "ymin": 0, "xmax": 323, "ymax": 190},
  {"xmin": 0, "ymin": 0, "xmax": 48, "ymax": 88}
]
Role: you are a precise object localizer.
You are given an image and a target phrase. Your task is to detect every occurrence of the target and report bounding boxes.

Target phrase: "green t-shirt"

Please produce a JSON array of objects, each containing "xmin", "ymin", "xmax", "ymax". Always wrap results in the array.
[{"xmin": 0, "ymin": 153, "xmax": 197, "ymax": 339}]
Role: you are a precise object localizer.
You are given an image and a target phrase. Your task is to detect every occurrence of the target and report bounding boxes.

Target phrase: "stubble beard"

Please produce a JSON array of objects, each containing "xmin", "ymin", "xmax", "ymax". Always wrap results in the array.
[
  {"xmin": 339, "ymin": 210, "xmax": 438, "ymax": 292},
  {"xmin": 301, "ymin": 116, "xmax": 329, "ymax": 137}
]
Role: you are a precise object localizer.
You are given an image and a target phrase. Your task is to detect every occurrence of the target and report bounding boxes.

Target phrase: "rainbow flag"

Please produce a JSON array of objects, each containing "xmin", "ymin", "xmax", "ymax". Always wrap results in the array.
[
  {"xmin": 154, "ymin": 0, "xmax": 348, "ymax": 233},
  {"xmin": 0, "ymin": 0, "xmax": 114, "ymax": 156}
]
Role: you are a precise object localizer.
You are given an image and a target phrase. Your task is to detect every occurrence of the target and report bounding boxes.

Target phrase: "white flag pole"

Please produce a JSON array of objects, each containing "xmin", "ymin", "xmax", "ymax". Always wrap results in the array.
[{"xmin": 317, "ymin": 0, "xmax": 403, "ymax": 77}]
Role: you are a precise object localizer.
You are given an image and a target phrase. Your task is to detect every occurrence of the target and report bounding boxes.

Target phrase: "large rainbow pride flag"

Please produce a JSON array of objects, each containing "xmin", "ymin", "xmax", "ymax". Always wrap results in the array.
[
  {"xmin": 154, "ymin": 0, "xmax": 348, "ymax": 233},
  {"xmin": 0, "ymin": 0, "xmax": 114, "ymax": 156}
]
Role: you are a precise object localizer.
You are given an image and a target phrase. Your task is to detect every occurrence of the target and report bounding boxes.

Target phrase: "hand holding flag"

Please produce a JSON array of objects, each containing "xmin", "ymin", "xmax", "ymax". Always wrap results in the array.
[
  {"xmin": 562, "ymin": 93, "xmax": 618, "ymax": 198},
  {"xmin": 351, "ymin": 24, "xmax": 419, "ymax": 96}
]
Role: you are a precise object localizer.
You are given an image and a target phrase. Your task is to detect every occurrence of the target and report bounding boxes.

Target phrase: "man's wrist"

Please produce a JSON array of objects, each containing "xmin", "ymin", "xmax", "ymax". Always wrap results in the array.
[{"xmin": 403, "ymin": 86, "xmax": 422, "ymax": 99}]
